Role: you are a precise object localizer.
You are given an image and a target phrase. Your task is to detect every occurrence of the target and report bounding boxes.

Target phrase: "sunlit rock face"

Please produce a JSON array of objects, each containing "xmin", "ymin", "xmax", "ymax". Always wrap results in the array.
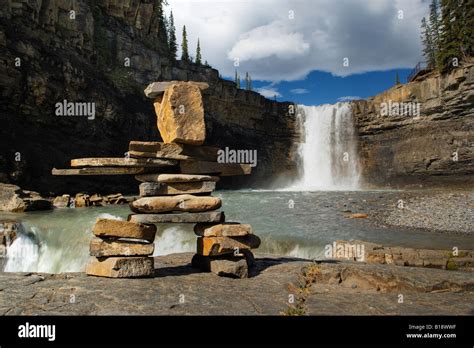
[{"xmin": 352, "ymin": 63, "xmax": 474, "ymax": 189}]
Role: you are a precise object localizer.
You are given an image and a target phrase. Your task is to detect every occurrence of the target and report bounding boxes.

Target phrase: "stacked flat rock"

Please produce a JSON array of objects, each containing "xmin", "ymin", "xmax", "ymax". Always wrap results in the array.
[
  {"xmin": 128, "ymin": 81, "xmax": 260, "ymax": 278},
  {"xmin": 85, "ymin": 219, "xmax": 156, "ymax": 278},
  {"xmin": 52, "ymin": 80, "xmax": 259, "ymax": 279}
]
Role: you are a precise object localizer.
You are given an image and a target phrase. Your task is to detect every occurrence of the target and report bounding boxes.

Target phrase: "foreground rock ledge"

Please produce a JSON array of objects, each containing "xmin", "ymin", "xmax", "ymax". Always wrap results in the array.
[{"xmin": 0, "ymin": 253, "xmax": 473, "ymax": 315}]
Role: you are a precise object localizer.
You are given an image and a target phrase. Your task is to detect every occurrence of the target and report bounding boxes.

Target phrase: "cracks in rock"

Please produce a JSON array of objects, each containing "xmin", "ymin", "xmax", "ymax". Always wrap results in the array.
[{"xmin": 281, "ymin": 264, "xmax": 321, "ymax": 316}]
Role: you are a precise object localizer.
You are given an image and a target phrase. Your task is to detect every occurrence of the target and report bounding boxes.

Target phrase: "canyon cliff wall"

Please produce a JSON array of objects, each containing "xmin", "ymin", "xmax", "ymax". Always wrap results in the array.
[
  {"xmin": 0, "ymin": 0, "xmax": 299, "ymax": 194},
  {"xmin": 352, "ymin": 62, "xmax": 474, "ymax": 188}
]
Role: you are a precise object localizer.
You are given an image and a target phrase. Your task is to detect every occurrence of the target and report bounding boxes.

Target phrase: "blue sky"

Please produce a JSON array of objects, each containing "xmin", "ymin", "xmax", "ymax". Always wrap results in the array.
[
  {"xmin": 249, "ymin": 68, "xmax": 412, "ymax": 104},
  {"xmin": 168, "ymin": 0, "xmax": 428, "ymax": 105}
]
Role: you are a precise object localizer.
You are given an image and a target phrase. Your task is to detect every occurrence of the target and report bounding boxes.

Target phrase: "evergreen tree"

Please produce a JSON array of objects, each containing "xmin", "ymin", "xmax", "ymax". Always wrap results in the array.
[
  {"xmin": 181, "ymin": 25, "xmax": 189, "ymax": 62},
  {"xmin": 245, "ymin": 72, "xmax": 253, "ymax": 90},
  {"xmin": 153, "ymin": 0, "xmax": 168, "ymax": 41},
  {"xmin": 204, "ymin": 60, "xmax": 210, "ymax": 67},
  {"xmin": 234, "ymin": 70, "xmax": 239, "ymax": 86},
  {"xmin": 437, "ymin": 0, "xmax": 462, "ymax": 72},
  {"xmin": 395, "ymin": 72, "xmax": 401, "ymax": 85},
  {"xmin": 464, "ymin": 0, "xmax": 474, "ymax": 56},
  {"xmin": 168, "ymin": 10, "xmax": 177, "ymax": 59},
  {"xmin": 195, "ymin": 38, "xmax": 202, "ymax": 65},
  {"xmin": 429, "ymin": 0, "xmax": 441, "ymax": 57},
  {"xmin": 236, "ymin": 73, "xmax": 241, "ymax": 89},
  {"xmin": 421, "ymin": 17, "xmax": 436, "ymax": 67}
]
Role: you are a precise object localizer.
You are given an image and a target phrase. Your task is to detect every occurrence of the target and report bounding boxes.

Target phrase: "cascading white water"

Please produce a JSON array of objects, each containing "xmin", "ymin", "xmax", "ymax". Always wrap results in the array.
[{"xmin": 290, "ymin": 102, "xmax": 360, "ymax": 190}]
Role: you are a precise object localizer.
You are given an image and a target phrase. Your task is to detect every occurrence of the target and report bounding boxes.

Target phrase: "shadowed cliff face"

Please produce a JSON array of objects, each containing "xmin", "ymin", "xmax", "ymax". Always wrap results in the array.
[
  {"xmin": 352, "ymin": 62, "xmax": 474, "ymax": 189},
  {"xmin": 0, "ymin": 0, "xmax": 299, "ymax": 194}
]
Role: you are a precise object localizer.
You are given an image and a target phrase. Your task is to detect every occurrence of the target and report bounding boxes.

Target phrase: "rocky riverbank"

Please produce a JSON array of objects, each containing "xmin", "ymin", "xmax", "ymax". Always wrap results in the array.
[{"xmin": 0, "ymin": 252, "xmax": 472, "ymax": 315}]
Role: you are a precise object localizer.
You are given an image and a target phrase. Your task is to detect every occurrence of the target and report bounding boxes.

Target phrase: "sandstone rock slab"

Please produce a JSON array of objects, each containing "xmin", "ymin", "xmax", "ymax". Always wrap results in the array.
[
  {"xmin": 135, "ymin": 173, "xmax": 219, "ymax": 183},
  {"xmin": 129, "ymin": 141, "xmax": 219, "ymax": 161},
  {"xmin": 52, "ymin": 167, "xmax": 150, "ymax": 176},
  {"xmin": 197, "ymin": 235, "xmax": 261, "ymax": 256},
  {"xmin": 157, "ymin": 83, "xmax": 206, "ymax": 145},
  {"xmin": 194, "ymin": 223, "xmax": 252, "ymax": 237},
  {"xmin": 128, "ymin": 211, "xmax": 225, "ymax": 224},
  {"xmin": 130, "ymin": 195, "xmax": 221, "ymax": 213},
  {"xmin": 191, "ymin": 254, "xmax": 249, "ymax": 278},
  {"xmin": 70, "ymin": 157, "xmax": 176, "ymax": 167},
  {"xmin": 90, "ymin": 237, "xmax": 154, "ymax": 257},
  {"xmin": 179, "ymin": 160, "xmax": 251, "ymax": 176},
  {"xmin": 92, "ymin": 219, "xmax": 156, "ymax": 242},
  {"xmin": 86, "ymin": 257, "xmax": 154, "ymax": 278},
  {"xmin": 139, "ymin": 181, "xmax": 215, "ymax": 196},
  {"xmin": 144, "ymin": 81, "xmax": 209, "ymax": 98}
]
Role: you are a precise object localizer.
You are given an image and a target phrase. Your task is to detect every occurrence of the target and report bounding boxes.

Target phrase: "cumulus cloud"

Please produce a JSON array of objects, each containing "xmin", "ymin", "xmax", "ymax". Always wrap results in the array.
[
  {"xmin": 338, "ymin": 96, "xmax": 362, "ymax": 101},
  {"xmin": 167, "ymin": 0, "xmax": 428, "ymax": 82},
  {"xmin": 290, "ymin": 88, "xmax": 309, "ymax": 94}
]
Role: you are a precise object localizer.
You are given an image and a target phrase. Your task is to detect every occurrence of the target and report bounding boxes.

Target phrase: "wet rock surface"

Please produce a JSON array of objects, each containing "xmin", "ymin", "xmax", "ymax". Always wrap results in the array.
[{"xmin": 0, "ymin": 253, "xmax": 472, "ymax": 315}]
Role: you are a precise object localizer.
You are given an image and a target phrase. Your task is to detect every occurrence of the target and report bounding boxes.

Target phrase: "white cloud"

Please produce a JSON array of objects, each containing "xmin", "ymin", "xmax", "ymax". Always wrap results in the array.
[
  {"xmin": 255, "ymin": 85, "xmax": 282, "ymax": 98},
  {"xmin": 338, "ymin": 96, "xmax": 362, "ymax": 101},
  {"xmin": 167, "ymin": 0, "xmax": 428, "ymax": 82},
  {"xmin": 290, "ymin": 88, "xmax": 309, "ymax": 94},
  {"xmin": 228, "ymin": 22, "xmax": 310, "ymax": 61}
]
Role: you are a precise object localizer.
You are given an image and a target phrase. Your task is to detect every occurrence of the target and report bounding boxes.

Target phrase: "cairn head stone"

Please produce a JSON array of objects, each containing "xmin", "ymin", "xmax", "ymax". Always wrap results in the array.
[{"xmin": 157, "ymin": 83, "xmax": 206, "ymax": 145}]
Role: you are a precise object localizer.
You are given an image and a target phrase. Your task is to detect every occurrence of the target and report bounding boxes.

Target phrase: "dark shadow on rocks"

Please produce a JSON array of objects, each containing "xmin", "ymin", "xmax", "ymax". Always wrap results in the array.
[
  {"xmin": 154, "ymin": 264, "xmax": 203, "ymax": 278},
  {"xmin": 154, "ymin": 255, "xmax": 312, "ymax": 278}
]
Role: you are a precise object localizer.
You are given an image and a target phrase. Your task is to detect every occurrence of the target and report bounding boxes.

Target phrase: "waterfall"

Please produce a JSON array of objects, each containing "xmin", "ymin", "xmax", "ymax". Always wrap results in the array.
[{"xmin": 290, "ymin": 102, "xmax": 360, "ymax": 190}]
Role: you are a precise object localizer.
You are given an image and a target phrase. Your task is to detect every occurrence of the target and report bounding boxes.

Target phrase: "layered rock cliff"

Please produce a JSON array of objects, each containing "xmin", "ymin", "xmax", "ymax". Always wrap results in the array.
[
  {"xmin": 352, "ymin": 61, "xmax": 474, "ymax": 188},
  {"xmin": 0, "ymin": 0, "xmax": 299, "ymax": 194}
]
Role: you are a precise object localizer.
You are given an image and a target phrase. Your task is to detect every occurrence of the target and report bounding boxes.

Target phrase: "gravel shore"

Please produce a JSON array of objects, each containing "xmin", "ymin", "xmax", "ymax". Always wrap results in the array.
[{"xmin": 378, "ymin": 191, "xmax": 473, "ymax": 234}]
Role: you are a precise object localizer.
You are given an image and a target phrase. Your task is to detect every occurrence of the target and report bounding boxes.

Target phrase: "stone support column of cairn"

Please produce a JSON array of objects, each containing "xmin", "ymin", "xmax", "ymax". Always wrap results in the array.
[{"xmin": 52, "ymin": 81, "xmax": 260, "ymax": 278}]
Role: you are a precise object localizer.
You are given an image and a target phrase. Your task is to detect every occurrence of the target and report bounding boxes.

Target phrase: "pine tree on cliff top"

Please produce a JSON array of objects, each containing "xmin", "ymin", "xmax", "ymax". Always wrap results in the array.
[
  {"xmin": 437, "ymin": 0, "xmax": 462, "ymax": 72},
  {"xmin": 168, "ymin": 10, "xmax": 178, "ymax": 60},
  {"xmin": 181, "ymin": 25, "xmax": 190, "ymax": 62},
  {"xmin": 195, "ymin": 38, "xmax": 202, "ymax": 65},
  {"xmin": 245, "ymin": 72, "xmax": 253, "ymax": 90},
  {"xmin": 395, "ymin": 72, "xmax": 401, "ymax": 85},
  {"xmin": 421, "ymin": 17, "xmax": 436, "ymax": 67},
  {"xmin": 429, "ymin": 0, "xmax": 441, "ymax": 56},
  {"xmin": 154, "ymin": 0, "xmax": 168, "ymax": 42}
]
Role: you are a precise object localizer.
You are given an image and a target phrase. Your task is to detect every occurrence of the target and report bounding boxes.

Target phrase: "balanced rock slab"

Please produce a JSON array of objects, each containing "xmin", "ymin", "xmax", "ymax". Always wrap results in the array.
[
  {"xmin": 52, "ymin": 167, "xmax": 150, "ymax": 176},
  {"xmin": 129, "ymin": 141, "xmax": 219, "ymax": 161},
  {"xmin": 90, "ymin": 237, "xmax": 154, "ymax": 257},
  {"xmin": 86, "ymin": 257, "xmax": 154, "ymax": 278},
  {"xmin": 197, "ymin": 235, "xmax": 261, "ymax": 256},
  {"xmin": 128, "ymin": 211, "xmax": 225, "ymax": 224},
  {"xmin": 180, "ymin": 160, "xmax": 252, "ymax": 176},
  {"xmin": 144, "ymin": 81, "xmax": 209, "ymax": 98},
  {"xmin": 92, "ymin": 219, "xmax": 156, "ymax": 243},
  {"xmin": 157, "ymin": 83, "xmax": 205, "ymax": 145},
  {"xmin": 130, "ymin": 195, "xmax": 221, "ymax": 213},
  {"xmin": 70, "ymin": 157, "xmax": 176, "ymax": 167},
  {"xmin": 194, "ymin": 223, "xmax": 252, "ymax": 237},
  {"xmin": 139, "ymin": 181, "xmax": 216, "ymax": 196},
  {"xmin": 135, "ymin": 173, "xmax": 219, "ymax": 183},
  {"xmin": 191, "ymin": 254, "xmax": 249, "ymax": 279}
]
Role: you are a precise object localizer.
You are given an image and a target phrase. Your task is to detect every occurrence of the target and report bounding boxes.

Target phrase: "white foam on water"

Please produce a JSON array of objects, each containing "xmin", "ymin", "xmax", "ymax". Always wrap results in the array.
[{"xmin": 153, "ymin": 225, "xmax": 195, "ymax": 256}]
